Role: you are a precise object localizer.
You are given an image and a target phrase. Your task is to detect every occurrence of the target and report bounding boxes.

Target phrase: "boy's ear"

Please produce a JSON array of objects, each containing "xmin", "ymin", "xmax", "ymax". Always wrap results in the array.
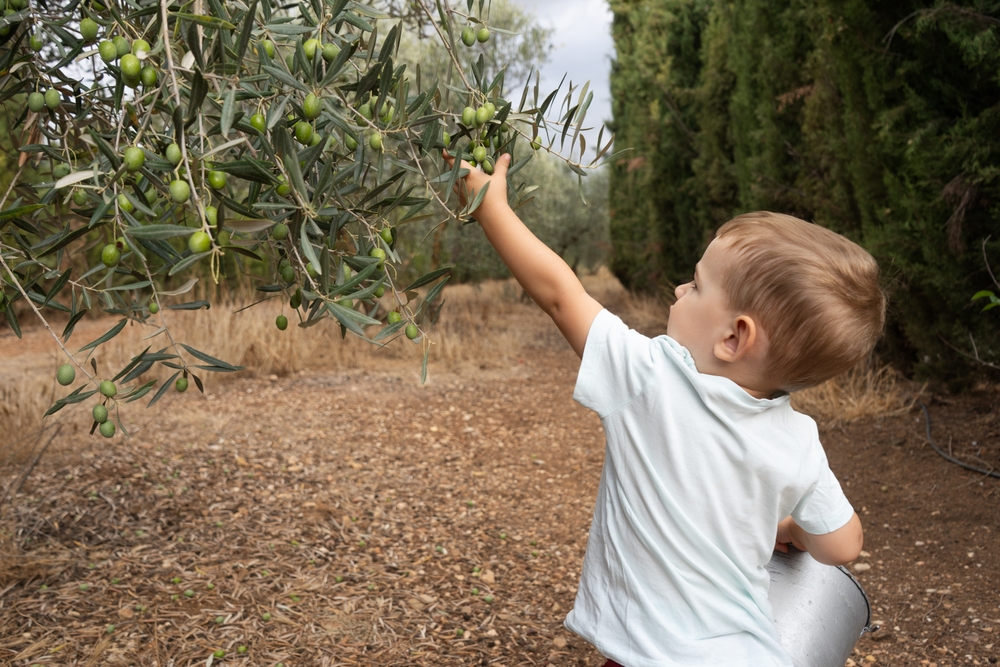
[{"xmin": 714, "ymin": 315, "xmax": 759, "ymax": 363}]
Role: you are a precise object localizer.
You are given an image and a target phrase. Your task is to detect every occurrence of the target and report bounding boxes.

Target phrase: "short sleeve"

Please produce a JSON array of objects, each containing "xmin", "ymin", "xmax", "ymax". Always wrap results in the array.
[
  {"xmin": 790, "ymin": 463, "xmax": 856, "ymax": 535},
  {"xmin": 572, "ymin": 309, "xmax": 657, "ymax": 418}
]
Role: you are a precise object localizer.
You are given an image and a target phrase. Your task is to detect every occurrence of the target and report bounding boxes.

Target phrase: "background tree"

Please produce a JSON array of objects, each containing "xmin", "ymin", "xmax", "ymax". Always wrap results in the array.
[
  {"xmin": 608, "ymin": 0, "xmax": 1000, "ymax": 386},
  {"xmin": 0, "ymin": 0, "xmax": 614, "ymax": 434}
]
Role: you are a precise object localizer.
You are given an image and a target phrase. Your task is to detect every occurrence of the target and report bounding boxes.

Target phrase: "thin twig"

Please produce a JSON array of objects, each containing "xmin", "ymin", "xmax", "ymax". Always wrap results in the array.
[
  {"xmin": 938, "ymin": 333, "xmax": 1000, "ymax": 371},
  {"xmin": 983, "ymin": 236, "xmax": 999, "ymax": 292}
]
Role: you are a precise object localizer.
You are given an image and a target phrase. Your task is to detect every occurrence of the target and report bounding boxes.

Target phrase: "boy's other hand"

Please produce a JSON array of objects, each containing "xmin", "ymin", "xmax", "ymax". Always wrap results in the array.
[
  {"xmin": 442, "ymin": 150, "xmax": 511, "ymax": 222},
  {"xmin": 774, "ymin": 516, "xmax": 807, "ymax": 554}
]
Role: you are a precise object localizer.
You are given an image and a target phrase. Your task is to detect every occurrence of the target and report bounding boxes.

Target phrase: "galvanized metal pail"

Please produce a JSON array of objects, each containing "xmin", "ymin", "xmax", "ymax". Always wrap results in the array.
[{"xmin": 767, "ymin": 549, "xmax": 873, "ymax": 667}]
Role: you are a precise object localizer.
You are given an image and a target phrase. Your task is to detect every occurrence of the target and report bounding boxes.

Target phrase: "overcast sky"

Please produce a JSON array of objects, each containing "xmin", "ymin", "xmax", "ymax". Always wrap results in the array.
[{"xmin": 507, "ymin": 0, "xmax": 615, "ymax": 159}]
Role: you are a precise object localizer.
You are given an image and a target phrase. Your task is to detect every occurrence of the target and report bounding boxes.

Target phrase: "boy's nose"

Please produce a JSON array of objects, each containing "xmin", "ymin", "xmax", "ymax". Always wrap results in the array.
[{"xmin": 674, "ymin": 283, "xmax": 688, "ymax": 299}]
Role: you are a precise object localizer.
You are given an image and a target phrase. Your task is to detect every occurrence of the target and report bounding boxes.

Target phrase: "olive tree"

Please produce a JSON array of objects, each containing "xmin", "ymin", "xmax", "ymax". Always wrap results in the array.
[{"xmin": 0, "ymin": 0, "xmax": 621, "ymax": 437}]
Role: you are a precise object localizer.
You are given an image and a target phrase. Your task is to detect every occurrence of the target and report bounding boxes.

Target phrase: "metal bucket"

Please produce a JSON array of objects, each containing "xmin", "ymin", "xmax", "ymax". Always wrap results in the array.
[{"xmin": 767, "ymin": 549, "xmax": 873, "ymax": 667}]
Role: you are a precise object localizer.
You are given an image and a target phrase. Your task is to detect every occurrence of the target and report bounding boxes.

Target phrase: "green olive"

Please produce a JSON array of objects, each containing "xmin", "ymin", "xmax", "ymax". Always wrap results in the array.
[
  {"xmin": 322, "ymin": 43, "xmax": 340, "ymax": 61},
  {"xmin": 56, "ymin": 363, "xmax": 75, "ymax": 386},
  {"xmin": 303, "ymin": 38, "xmax": 321, "ymax": 60},
  {"xmin": 79, "ymin": 18, "xmax": 99, "ymax": 43},
  {"xmin": 117, "ymin": 193, "xmax": 134, "ymax": 213},
  {"xmin": 113, "ymin": 35, "xmax": 130, "ymax": 57},
  {"xmin": 165, "ymin": 142, "xmax": 182, "ymax": 166},
  {"xmin": 27, "ymin": 92, "xmax": 45, "ymax": 112},
  {"xmin": 120, "ymin": 53, "xmax": 140, "ymax": 79},
  {"xmin": 303, "ymin": 93, "xmax": 322, "ymax": 120},
  {"xmin": 188, "ymin": 231, "xmax": 211, "ymax": 254},
  {"xmin": 276, "ymin": 174, "xmax": 291, "ymax": 196},
  {"xmin": 98, "ymin": 39, "xmax": 117, "ymax": 63},
  {"xmin": 123, "ymin": 146, "xmax": 145, "ymax": 172},
  {"xmin": 207, "ymin": 170, "xmax": 227, "ymax": 190},
  {"xmin": 140, "ymin": 66, "xmax": 157, "ymax": 88},
  {"xmin": 169, "ymin": 179, "xmax": 191, "ymax": 203},
  {"xmin": 44, "ymin": 88, "xmax": 61, "ymax": 110},
  {"xmin": 101, "ymin": 244, "xmax": 121, "ymax": 267},
  {"xmin": 294, "ymin": 121, "xmax": 313, "ymax": 144}
]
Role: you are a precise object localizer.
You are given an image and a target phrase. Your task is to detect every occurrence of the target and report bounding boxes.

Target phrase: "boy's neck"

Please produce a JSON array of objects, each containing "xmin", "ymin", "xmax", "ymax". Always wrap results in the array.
[
  {"xmin": 700, "ymin": 363, "xmax": 781, "ymax": 400},
  {"xmin": 738, "ymin": 383, "xmax": 780, "ymax": 400}
]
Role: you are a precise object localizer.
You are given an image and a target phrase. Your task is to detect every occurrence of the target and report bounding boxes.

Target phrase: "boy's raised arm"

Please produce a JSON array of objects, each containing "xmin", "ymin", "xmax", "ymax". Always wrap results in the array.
[{"xmin": 444, "ymin": 152, "xmax": 603, "ymax": 357}]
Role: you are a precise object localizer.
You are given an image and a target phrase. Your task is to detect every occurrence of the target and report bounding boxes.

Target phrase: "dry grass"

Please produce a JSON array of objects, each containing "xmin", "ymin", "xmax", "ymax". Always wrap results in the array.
[
  {"xmin": 0, "ymin": 278, "xmax": 547, "ymax": 458},
  {"xmin": 791, "ymin": 364, "xmax": 923, "ymax": 425},
  {"xmin": 0, "ymin": 378, "xmax": 56, "ymax": 468},
  {"xmin": 1, "ymin": 269, "xmax": 915, "ymax": 463}
]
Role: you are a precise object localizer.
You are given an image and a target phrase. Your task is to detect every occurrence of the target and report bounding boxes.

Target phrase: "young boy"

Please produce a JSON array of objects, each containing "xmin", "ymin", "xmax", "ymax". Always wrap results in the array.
[{"xmin": 444, "ymin": 151, "xmax": 885, "ymax": 667}]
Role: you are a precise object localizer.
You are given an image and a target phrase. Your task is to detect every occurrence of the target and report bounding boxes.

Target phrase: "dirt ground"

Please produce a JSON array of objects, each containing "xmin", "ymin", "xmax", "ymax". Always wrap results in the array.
[{"xmin": 1, "ymin": 298, "xmax": 999, "ymax": 667}]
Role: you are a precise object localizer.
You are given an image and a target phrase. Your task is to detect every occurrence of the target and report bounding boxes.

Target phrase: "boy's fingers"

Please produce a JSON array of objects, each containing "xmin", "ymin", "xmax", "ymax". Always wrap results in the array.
[
  {"xmin": 442, "ymin": 150, "xmax": 475, "ymax": 175},
  {"xmin": 492, "ymin": 152, "xmax": 512, "ymax": 177}
]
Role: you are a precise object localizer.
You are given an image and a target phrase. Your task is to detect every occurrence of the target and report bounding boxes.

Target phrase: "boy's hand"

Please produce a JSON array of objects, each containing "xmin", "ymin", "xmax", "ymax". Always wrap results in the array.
[
  {"xmin": 442, "ymin": 150, "xmax": 511, "ymax": 223},
  {"xmin": 774, "ymin": 516, "xmax": 807, "ymax": 553}
]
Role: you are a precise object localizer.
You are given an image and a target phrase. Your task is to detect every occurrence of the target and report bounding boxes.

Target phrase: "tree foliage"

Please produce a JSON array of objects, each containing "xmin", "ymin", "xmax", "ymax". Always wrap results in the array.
[
  {"xmin": 0, "ymin": 0, "xmax": 613, "ymax": 431},
  {"xmin": 608, "ymin": 0, "xmax": 1000, "ymax": 385}
]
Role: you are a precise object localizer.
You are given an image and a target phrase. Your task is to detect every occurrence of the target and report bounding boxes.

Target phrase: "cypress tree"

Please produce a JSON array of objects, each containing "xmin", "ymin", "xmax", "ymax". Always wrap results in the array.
[{"xmin": 608, "ymin": 0, "xmax": 1000, "ymax": 384}]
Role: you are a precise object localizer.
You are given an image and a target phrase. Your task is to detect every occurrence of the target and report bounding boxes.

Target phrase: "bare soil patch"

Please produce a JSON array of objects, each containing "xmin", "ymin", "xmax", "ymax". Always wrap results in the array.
[{"xmin": 1, "ymin": 289, "xmax": 998, "ymax": 667}]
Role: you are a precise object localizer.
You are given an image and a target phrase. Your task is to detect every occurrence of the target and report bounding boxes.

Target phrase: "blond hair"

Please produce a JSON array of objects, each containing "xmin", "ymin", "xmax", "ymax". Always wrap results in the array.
[{"xmin": 715, "ymin": 212, "xmax": 886, "ymax": 392}]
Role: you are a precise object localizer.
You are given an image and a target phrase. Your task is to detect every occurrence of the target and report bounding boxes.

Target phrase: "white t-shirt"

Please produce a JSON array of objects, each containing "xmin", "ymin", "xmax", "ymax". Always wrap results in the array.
[{"xmin": 565, "ymin": 310, "xmax": 855, "ymax": 667}]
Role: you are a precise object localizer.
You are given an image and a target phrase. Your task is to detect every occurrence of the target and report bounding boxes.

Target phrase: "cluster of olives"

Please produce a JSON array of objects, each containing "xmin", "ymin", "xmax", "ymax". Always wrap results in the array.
[
  {"xmin": 452, "ymin": 100, "xmax": 510, "ymax": 173},
  {"xmin": 460, "ymin": 25, "xmax": 490, "ymax": 47},
  {"xmin": 96, "ymin": 138, "xmax": 215, "ymax": 272},
  {"xmin": 267, "ymin": 225, "xmax": 418, "ymax": 339},
  {"xmin": 56, "ymin": 362, "xmax": 188, "ymax": 438},
  {"xmin": 100, "ymin": 36, "xmax": 158, "ymax": 90}
]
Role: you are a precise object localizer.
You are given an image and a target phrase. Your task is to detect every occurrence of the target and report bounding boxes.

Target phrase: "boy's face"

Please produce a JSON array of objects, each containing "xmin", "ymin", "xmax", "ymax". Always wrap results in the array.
[{"xmin": 667, "ymin": 239, "xmax": 737, "ymax": 371}]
